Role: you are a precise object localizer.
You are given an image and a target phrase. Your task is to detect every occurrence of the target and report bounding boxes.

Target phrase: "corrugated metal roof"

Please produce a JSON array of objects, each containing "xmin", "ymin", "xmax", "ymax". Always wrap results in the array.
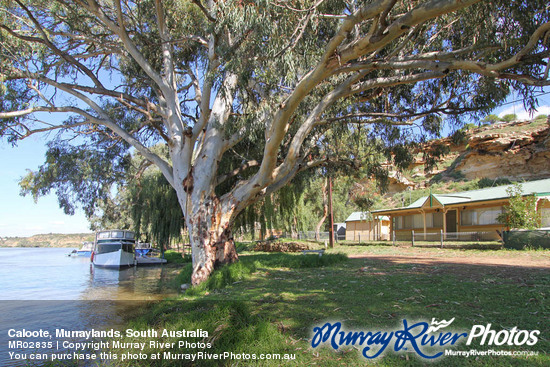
[
  {"xmin": 373, "ymin": 178, "xmax": 550, "ymax": 213},
  {"xmin": 345, "ymin": 212, "xmax": 370, "ymax": 221},
  {"xmin": 345, "ymin": 212, "xmax": 389, "ymax": 222}
]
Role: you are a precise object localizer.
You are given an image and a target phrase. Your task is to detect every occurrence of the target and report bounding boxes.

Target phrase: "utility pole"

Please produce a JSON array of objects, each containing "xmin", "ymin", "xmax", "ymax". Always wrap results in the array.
[{"xmin": 328, "ymin": 176, "xmax": 334, "ymax": 248}]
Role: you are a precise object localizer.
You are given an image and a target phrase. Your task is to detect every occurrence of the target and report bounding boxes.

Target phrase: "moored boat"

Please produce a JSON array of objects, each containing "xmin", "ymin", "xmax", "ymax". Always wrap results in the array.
[
  {"xmin": 135, "ymin": 242, "xmax": 167, "ymax": 265},
  {"xmin": 76, "ymin": 242, "xmax": 93, "ymax": 257},
  {"xmin": 135, "ymin": 242, "xmax": 152, "ymax": 257},
  {"xmin": 91, "ymin": 230, "xmax": 135, "ymax": 269}
]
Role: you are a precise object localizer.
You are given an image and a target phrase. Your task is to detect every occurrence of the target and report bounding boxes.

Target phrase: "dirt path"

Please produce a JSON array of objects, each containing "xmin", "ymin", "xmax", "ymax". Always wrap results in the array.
[
  {"xmin": 349, "ymin": 253, "xmax": 550, "ymax": 268},
  {"xmin": 346, "ymin": 249, "xmax": 550, "ymax": 281}
]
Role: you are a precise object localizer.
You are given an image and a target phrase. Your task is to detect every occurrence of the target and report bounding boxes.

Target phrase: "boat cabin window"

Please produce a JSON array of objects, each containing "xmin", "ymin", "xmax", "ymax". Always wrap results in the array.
[
  {"xmin": 112, "ymin": 231, "xmax": 125, "ymax": 238},
  {"xmin": 125, "ymin": 232, "xmax": 135, "ymax": 239},
  {"xmin": 97, "ymin": 231, "xmax": 111, "ymax": 239},
  {"xmin": 96, "ymin": 243, "xmax": 134, "ymax": 254},
  {"xmin": 96, "ymin": 244, "xmax": 121, "ymax": 254}
]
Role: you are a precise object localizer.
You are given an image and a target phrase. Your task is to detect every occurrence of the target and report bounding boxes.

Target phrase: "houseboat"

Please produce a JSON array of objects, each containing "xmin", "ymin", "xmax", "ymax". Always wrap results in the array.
[{"xmin": 91, "ymin": 230, "xmax": 136, "ymax": 269}]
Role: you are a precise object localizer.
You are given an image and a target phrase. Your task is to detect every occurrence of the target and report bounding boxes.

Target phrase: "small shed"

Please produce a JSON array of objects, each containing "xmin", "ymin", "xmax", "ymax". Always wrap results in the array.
[
  {"xmin": 333, "ymin": 223, "xmax": 346, "ymax": 241},
  {"xmin": 345, "ymin": 212, "xmax": 390, "ymax": 241}
]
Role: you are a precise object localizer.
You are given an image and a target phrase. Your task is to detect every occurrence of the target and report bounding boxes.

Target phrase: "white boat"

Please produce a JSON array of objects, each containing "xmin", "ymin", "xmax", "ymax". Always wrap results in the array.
[
  {"xmin": 91, "ymin": 230, "xmax": 135, "ymax": 269},
  {"xmin": 76, "ymin": 242, "xmax": 93, "ymax": 257}
]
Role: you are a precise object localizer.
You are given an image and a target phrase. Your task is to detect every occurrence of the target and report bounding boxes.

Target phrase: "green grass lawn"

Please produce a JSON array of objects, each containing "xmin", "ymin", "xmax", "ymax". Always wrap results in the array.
[{"xmin": 104, "ymin": 245, "xmax": 548, "ymax": 366}]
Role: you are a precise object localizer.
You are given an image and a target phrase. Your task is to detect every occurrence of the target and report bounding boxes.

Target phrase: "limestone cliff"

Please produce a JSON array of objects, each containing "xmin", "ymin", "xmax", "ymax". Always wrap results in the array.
[
  {"xmin": 454, "ymin": 120, "xmax": 550, "ymax": 180},
  {"xmin": 407, "ymin": 118, "xmax": 550, "ymax": 187}
]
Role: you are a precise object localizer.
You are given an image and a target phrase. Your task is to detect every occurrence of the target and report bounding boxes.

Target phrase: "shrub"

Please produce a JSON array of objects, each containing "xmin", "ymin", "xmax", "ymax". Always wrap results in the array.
[{"xmin": 497, "ymin": 183, "xmax": 541, "ymax": 229}]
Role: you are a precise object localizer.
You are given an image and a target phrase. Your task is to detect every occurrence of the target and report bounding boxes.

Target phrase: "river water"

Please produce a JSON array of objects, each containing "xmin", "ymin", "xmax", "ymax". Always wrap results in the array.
[{"xmin": 0, "ymin": 247, "xmax": 179, "ymax": 366}]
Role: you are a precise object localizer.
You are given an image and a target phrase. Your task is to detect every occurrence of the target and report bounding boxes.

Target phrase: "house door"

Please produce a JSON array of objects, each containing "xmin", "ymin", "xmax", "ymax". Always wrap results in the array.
[{"xmin": 446, "ymin": 210, "xmax": 457, "ymax": 234}]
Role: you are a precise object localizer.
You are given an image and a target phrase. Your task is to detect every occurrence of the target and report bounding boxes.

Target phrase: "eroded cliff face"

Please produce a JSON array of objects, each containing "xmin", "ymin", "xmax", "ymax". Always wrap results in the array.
[
  {"xmin": 343, "ymin": 121, "xmax": 549, "ymax": 200},
  {"xmin": 455, "ymin": 121, "xmax": 550, "ymax": 180},
  {"xmin": 418, "ymin": 119, "xmax": 550, "ymax": 183}
]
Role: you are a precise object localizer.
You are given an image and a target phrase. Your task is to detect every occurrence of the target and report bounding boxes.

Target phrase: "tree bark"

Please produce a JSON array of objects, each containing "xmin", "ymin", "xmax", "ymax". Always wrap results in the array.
[{"xmin": 186, "ymin": 194, "xmax": 239, "ymax": 286}]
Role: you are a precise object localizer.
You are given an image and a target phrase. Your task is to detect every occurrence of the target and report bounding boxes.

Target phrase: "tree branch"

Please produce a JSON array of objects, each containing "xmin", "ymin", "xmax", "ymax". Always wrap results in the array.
[
  {"xmin": 216, "ymin": 160, "xmax": 260, "ymax": 186},
  {"xmin": 12, "ymin": 0, "xmax": 105, "ymax": 89},
  {"xmin": 78, "ymin": 0, "xmax": 170, "ymax": 95},
  {"xmin": 190, "ymin": 0, "xmax": 216, "ymax": 22}
]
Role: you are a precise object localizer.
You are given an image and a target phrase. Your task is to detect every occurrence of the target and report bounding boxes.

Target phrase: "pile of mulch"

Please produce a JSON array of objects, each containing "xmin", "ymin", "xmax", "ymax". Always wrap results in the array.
[{"xmin": 253, "ymin": 241, "xmax": 310, "ymax": 252}]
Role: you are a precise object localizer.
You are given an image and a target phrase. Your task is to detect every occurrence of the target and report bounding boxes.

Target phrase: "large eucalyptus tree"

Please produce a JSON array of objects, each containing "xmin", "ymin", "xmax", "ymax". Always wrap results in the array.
[{"xmin": 1, "ymin": 0, "xmax": 549, "ymax": 284}]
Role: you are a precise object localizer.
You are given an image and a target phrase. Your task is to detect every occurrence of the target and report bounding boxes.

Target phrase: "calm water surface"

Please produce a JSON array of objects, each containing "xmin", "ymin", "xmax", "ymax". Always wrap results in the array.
[{"xmin": 0, "ymin": 247, "xmax": 179, "ymax": 366}]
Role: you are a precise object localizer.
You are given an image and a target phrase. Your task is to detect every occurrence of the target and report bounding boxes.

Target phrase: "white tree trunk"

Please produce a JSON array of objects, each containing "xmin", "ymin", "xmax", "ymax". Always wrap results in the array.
[
  {"xmin": 185, "ymin": 194, "xmax": 239, "ymax": 285},
  {"xmin": 173, "ymin": 73, "xmax": 241, "ymax": 285}
]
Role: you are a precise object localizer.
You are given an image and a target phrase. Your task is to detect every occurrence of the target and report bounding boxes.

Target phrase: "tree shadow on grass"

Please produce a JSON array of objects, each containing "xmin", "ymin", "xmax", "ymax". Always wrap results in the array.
[{"xmin": 123, "ymin": 253, "xmax": 549, "ymax": 366}]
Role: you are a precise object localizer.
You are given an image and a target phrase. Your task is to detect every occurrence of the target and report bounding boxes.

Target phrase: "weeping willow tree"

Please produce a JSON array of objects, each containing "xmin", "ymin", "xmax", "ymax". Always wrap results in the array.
[
  {"xmin": 130, "ymin": 171, "xmax": 185, "ymax": 251},
  {"xmin": 2, "ymin": 0, "xmax": 549, "ymax": 284},
  {"xmin": 233, "ymin": 169, "xmax": 314, "ymax": 240},
  {"xmin": 83, "ymin": 145, "xmax": 185, "ymax": 251}
]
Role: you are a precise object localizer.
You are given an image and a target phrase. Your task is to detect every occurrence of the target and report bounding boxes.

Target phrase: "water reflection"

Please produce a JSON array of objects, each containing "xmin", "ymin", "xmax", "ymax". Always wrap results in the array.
[
  {"xmin": 0, "ymin": 300, "xmax": 151, "ymax": 366},
  {"xmin": 85, "ymin": 265, "xmax": 176, "ymax": 301},
  {"xmin": 0, "ymin": 248, "xmax": 179, "ymax": 366}
]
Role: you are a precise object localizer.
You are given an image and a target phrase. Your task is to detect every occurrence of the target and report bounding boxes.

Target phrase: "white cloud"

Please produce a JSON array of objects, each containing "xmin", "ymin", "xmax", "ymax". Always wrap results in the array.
[{"xmin": 497, "ymin": 104, "xmax": 550, "ymax": 120}]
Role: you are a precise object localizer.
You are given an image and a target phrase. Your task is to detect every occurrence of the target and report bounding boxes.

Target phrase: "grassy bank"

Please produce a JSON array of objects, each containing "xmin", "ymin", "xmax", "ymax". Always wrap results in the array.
[{"xmin": 104, "ymin": 245, "xmax": 548, "ymax": 366}]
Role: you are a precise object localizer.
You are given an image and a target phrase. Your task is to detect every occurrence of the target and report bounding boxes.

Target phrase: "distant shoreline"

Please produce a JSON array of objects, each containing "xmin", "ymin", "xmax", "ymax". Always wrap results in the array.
[
  {"xmin": 0, "ymin": 245, "xmax": 78, "ymax": 248},
  {"xmin": 0, "ymin": 233, "xmax": 94, "ymax": 248}
]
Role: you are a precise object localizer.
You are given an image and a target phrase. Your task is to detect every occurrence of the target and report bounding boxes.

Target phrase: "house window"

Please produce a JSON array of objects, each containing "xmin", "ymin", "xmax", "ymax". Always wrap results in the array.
[
  {"xmin": 425, "ymin": 212, "xmax": 443, "ymax": 228},
  {"xmin": 425, "ymin": 213, "xmax": 433, "ymax": 228},
  {"xmin": 461, "ymin": 210, "xmax": 475, "ymax": 226},
  {"xmin": 433, "ymin": 212, "xmax": 443, "ymax": 227},
  {"xmin": 395, "ymin": 214, "xmax": 423, "ymax": 229},
  {"xmin": 461, "ymin": 207, "xmax": 503, "ymax": 226},
  {"xmin": 413, "ymin": 214, "xmax": 423, "ymax": 228},
  {"xmin": 403, "ymin": 215, "xmax": 413, "ymax": 229},
  {"xmin": 478, "ymin": 208, "xmax": 502, "ymax": 225},
  {"xmin": 394, "ymin": 216, "xmax": 401, "ymax": 230}
]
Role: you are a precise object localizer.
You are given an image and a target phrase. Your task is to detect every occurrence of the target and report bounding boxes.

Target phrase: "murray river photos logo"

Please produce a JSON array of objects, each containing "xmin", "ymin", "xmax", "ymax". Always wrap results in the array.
[{"xmin": 311, "ymin": 318, "xmax": 540, "ymax": 360}]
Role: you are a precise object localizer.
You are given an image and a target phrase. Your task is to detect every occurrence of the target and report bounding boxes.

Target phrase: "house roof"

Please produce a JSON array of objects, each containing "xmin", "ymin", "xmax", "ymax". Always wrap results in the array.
[
  {"xmin": 372, "ymin": 178, "xmax": 550, "ymax": 214},
  {"xmin": 345, "ymin": 212, "xmax": 390, "ymax": 222}
]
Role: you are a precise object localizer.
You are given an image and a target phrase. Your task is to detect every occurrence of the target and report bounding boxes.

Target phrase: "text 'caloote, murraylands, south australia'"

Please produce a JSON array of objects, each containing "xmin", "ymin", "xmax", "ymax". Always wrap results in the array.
[{"xmin": 7, "ymin": 328, "xmax": 296, "ymax": 363}]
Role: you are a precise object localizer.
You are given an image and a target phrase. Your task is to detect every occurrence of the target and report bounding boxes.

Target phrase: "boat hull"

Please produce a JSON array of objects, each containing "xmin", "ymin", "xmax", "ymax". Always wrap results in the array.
[
  {"xmin": 92, "ymin": 249, "xmax": 135, "ymax": 269},
  {"xmin": 76, "ymin": 250, "xmax": 92, "ymax": 257}
]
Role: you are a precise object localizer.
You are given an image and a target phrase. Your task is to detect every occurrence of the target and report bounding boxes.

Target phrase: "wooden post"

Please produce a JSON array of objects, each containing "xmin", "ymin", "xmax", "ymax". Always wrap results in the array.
[
  {"xmin": 393, "ymin": 231, "xmax": 396, "ymax": 246},
  {"xmin": 412, "ymin": 230, "xmax": 415, "ymax": 247},
  {"xmin": 443, "ymin": 210, "xmax": 447, "ymax": 238},
  {"xmin": 328, "ymin": 176, "xmax": 334, "ymax": 248},
  {"xmin": 422, "ymin": 210, "xmax": 427, "ymax": 240},
  {"xmin": 440, "ymin": 229, "xmax": 443, "ymax": 248}
]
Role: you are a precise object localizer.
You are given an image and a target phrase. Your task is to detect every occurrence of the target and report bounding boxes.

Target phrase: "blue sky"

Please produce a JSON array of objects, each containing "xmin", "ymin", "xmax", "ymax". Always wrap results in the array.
[
  {"xmin": 0, "ymin": 136, "xmax": 91, "ymax": 237},
  {"xmin": 1, "ymin": 95, "xmax": 549, "ymax": 238}
]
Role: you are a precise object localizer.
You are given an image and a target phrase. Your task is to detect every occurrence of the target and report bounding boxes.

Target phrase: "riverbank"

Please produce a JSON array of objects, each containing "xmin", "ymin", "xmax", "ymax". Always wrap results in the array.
[{"xmin": 99, "ymin": 244, "xmax": 548, "ymax": 366}]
